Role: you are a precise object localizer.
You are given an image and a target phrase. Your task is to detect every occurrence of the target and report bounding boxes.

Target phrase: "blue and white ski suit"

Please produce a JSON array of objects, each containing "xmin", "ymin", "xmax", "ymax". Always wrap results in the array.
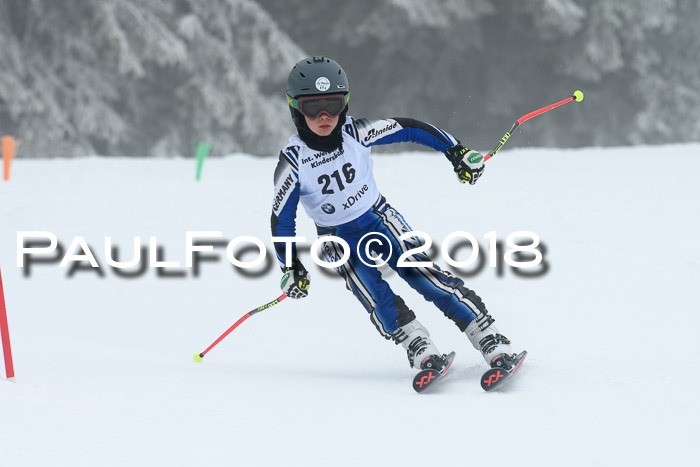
[{"xmin": 271, "ymin": 116, "xmax": 489, "ymax": 338}]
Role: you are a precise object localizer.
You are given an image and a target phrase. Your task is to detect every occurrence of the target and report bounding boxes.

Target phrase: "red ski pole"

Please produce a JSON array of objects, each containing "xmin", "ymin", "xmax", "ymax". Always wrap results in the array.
[
  {"xmin": 193, "ymin": 294, "xmax": 287, "ymax": 361},
  {"xmin": 484, "ymin": 90, "xmax": 584, "ymax": 162}
]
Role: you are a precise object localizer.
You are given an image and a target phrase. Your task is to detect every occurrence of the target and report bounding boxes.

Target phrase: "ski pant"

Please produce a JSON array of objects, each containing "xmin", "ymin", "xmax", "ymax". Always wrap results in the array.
[{"xmin": 316, "ymin": 195, "xmax": 489, "ymax": 339}]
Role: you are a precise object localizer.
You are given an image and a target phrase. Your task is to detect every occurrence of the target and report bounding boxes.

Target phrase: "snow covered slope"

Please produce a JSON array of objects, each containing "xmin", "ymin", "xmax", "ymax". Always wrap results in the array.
[{"xmin": 1, "ymin": 145, "xmax": 698, "ymax": 466}]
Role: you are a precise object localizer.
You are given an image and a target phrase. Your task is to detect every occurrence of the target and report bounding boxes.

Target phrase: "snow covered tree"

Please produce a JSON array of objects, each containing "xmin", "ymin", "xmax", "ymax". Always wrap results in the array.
[
  {"xmin": 1, "ymin": 0, "xmax": 697, "ymax": 157},
  {"xmin": 0, "ymin": 0, "xmax": 188, "ymax": 157},
  {"xmin": 632, "ymin": 1, "xmax": 700, "ymax": 143},
  {"xmin": 260, "ymin": 0, "xmax": 698, "ymax": 148},
  {"xmin": 259, "ymin": 0, "xmax": 497, "ymax": 148},
  {"xmin": 514, "ymin": 0, "xmax": 680, "ymax": 146},
  {"xmin": 146, "ymin": 0, "xmax": 303, "ymax": 157},
  {"xmin": 0, "ymin": 0, "xmax": 304, "ymax": 157}
]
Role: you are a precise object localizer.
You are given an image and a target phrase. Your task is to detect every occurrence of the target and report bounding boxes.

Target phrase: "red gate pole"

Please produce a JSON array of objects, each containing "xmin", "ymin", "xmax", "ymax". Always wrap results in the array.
[{"xmin": 0, "ymin": 267, "xmax": 15, "ymax": 382}]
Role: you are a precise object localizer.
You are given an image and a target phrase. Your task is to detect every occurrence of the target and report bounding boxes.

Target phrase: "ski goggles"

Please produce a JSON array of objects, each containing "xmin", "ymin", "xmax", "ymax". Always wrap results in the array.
[{"xmin": 287, "ymin": 93, "xmax": 350, "ymax": 118}]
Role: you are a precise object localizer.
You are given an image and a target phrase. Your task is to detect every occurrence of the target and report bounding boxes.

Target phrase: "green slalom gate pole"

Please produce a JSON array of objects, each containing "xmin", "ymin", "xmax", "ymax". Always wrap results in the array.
[
  {"xmin": 193, "ymin": 294, "xmax": 287, "ymax": 362},
  {"xmin": 195, "ymin": 142, "xmax": 211, "ymax": 181},
  {"xmin": 484, "ymin": 90, "xmax": 584, "ymax": 162}
]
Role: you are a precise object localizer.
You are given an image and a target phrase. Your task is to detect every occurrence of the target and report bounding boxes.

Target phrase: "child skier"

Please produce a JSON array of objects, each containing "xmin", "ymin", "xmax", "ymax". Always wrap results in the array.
[{"xmin": 272, "ymin": 56, "xmax": 520, "ymax": 377}]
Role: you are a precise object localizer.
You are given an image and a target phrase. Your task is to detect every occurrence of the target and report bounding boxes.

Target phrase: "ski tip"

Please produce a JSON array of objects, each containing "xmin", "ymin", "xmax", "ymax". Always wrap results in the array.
[
  {"xmin": 481, "ymin": 351, "xmax": 528, "ymax": 391},
  {"xmin": 193, "ymin": 353, "xmax": 204, "ymax": 362},
  {"xmin": 413, "ymin": 369, "xmax": 439, "ymax": 393},
  {"xmin": 481, "ymin": 368, "xmax": 508, "ymax": 391},
  {"xmin": 412, "ymin": 351, "xmax": 456, "ymax": 393}
]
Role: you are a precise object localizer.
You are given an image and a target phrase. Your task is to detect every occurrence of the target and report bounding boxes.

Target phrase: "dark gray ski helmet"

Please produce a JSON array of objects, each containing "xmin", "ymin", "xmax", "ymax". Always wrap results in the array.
[{"xmin": 286, "ymin": 56, "xmax": 349, "ymax": 108}]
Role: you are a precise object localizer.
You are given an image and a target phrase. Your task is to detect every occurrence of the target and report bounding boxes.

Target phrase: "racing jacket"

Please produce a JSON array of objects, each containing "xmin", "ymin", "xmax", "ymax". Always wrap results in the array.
[{"xmin": 270, "ymin": 116, "xmax": 459, "ymax": 268}]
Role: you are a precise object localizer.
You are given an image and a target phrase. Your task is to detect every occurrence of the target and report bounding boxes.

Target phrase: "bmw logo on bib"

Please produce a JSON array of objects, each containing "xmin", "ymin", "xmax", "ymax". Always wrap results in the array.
[{"xmin": 321, "ymin": 203, "xmax": 336, "ymax": 214}]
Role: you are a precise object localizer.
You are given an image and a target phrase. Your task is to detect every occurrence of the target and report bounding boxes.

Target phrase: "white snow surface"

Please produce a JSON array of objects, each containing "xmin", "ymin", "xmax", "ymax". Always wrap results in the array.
[{"xmin": 1, "ymin": 145, "xmax": 699, "ymax": 466}]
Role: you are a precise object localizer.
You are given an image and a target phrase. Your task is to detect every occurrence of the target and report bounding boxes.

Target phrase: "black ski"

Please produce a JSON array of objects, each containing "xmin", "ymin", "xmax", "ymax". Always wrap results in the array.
[
  {"xmin": 412, "ymin": 351, "xmax": 456, "ymax": 393},
  {"xmin": 480, "ymin": 350, "xmax": 527, "ymax": 391}
]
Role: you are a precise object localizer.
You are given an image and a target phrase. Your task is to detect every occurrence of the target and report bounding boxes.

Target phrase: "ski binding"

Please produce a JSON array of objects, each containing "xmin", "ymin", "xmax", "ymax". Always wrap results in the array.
[{"xmin": 480, "ymin": 350, "xmax": 527, "ymax": 391}]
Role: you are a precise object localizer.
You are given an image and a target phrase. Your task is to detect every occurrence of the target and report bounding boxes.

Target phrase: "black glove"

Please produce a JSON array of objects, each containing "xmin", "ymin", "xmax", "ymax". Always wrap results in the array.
[
  {"xmin": 280, "ymin": 257, "xmax": 310, "ymax": 299},
  {"xmin": 445, "ymin": 144, "xmax": 485, "ymax": 185}
]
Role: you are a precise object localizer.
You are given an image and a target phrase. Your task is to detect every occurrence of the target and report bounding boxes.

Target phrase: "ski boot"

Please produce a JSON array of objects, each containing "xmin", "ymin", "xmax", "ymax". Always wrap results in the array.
[
  {"xmin": 392, "ymin": 319, "xmax": 448, "ymax": 370},
  {"xmin": 465, "ymin": 313, "xmax": 519, "ymax": 369},
  {"xmin": 394, "ymin": 319, "xmax": 457, "ymax": 392}
]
